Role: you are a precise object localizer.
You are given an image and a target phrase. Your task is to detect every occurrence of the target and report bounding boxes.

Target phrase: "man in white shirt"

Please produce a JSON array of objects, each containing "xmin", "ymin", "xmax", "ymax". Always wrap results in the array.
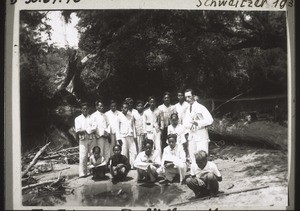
[
  {"xmin": 143, "ymin": 96, "xmax": 164, "ymax": 157},
  {"xmin": 116, "ymin": 102, "xmax": 137, "ymax": 167},
  {"xmin": 174, "ymin": 91, "xmax": 189, "ymax": 124},
  {"xmin": 183, "ymin": 89, "xmax": 213, "ymax": 163},
  {"xmin": 134, "ymin": 139, "xmax": 161, "ymax": 183},
  {"xmin": 158, "ymin": 92, "xmax": 176, "ymax": 150},
  {"xmin": 105, "ymin": 100, "xmax": 120, "ymax": 155},
  {"xmin": 74, "ymin": 102, "xmax": 97, "ymax": 177},
  {"xmin": 91, "ymin": 100, "xmax": 111, "ymax": 162},
  {"xmin": 187, "ymin": 150, "xmax": 222, "ymax": 198},
  {"xmin": 158, "ymin": 134, "xmax": 187, "ymax": 185},
  {"xmin": 133, "ymin": 100, "xmax": 145, "ymax": 153}
]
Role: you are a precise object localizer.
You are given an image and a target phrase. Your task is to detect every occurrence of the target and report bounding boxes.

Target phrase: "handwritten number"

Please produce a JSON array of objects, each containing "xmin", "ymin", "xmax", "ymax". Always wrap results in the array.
[
  {"xmin": 10, "ymin": 0, "xmax": 17, "ymax": 4},
  {"xmin": 288, "ymin": 0, "xmax": 293, "ymax": 7}
]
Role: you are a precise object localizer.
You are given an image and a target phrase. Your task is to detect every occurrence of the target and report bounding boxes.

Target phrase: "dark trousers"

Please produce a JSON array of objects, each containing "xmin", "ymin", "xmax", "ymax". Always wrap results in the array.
[
  {"xmin": 161, "ymin": 127, "xmax": 168, "ymax": 150},
  {"xmin": 186, "ymin": 172, "xmax": 219, "ymax": 196}
]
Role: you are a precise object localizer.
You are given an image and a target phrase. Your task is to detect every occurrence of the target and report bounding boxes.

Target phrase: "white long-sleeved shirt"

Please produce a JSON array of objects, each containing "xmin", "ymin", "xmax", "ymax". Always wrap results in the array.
[
  {"xmin": 183, "ymin": 101, "xmax": 213, "ymax": 141},
  {"xmin": 133, "ymin": 110, "xmax": 144, "ymax": 136},
  {"xmin": 174, "ymin": 101, "xmax": 189, "ymax": 124},
  {"xmin": 91, "ymin": 110, "xmax": 110, "ymax": 137},
  {"xmin": 116, "ymin": 112, "xmax": 136, "ymax": 140},
  {"xmin": 133, "ymin": 150, "xmax": 161, "ymax": 170},
  {"xmin": 105, "ymin": 110, "xmax": 121, "ymax": 134},
  {"xmin": 143, "ymin": 108, "xmax": 163, "ymax": 134},
  {"xmin": 167, "ymin": 124, "xmax": 187, "ymax": 145},
  {"xmin": 158, "ymin": 104, "xmax": 176, "ymax": 128},
  {"xmin": 74, "ymin": 114, "xmax": 96, "ymax": 140},
  {"xmin": 161, "ymin": 144, "xmax": 186, "ymax": 168}
]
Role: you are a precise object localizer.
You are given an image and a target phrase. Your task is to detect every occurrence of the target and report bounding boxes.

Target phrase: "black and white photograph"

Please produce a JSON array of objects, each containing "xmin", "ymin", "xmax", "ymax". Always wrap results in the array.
[{"xmin": 5, "ymin": 0, "xmax": 295, "ymax": 210}]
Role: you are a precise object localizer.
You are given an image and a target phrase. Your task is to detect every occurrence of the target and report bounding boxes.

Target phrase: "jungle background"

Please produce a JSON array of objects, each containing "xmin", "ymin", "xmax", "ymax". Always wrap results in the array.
[{"xmin": 20, "ymin": 10, "xmax": 287, "ymax": 153}]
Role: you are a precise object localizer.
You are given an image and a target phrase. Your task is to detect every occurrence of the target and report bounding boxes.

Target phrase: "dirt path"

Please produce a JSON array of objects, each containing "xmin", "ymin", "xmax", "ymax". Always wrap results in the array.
[{"xmin": 23, "ymin": 143, "xmax": 288, "ymax": 209}]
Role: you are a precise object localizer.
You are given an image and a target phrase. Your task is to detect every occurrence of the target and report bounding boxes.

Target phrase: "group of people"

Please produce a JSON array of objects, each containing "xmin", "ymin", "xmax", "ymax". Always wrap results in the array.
[{"xmin": 74, "ymin": 89, "xmax": 222, "ymax": 198}]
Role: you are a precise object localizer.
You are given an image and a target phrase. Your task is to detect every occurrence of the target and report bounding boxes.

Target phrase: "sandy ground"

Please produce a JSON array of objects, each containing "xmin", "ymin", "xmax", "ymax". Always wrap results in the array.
[{"xmin": 23, "ymin": 143, "xmax": 288, "ymax": 210}]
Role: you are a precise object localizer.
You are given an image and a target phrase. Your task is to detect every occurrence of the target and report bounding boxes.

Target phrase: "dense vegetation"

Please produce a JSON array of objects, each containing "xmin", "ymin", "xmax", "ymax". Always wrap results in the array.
[{"xmin": 20, "ymin": 10, "xmax": 287, "ymax": 151}]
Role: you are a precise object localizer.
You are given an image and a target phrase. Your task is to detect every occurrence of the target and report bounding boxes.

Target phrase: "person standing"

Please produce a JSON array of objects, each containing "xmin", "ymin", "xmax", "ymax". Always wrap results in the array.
[
  {"xmin": 158, "ymin": 92, "xmax": 176, "ymax": 150},
  {"xmin": 74, "ymin": 102, "xmax": 97, "ymax": 178},
  {"xmin": 133, "ymin": 100, "xmax": 145, "ymax": 153},
  {"xmin": 174, "ymin": 91, "xmax": 189, "ymax": 124},
  {"xmin": 91, "ymin": 100, "xmax": 111, "ymax": 162},
  {"xmin": 143, "ymin": 96, "xmax": 164, "ymax": 157},
  {"xmin": 183, "ymin": 89, "xmax": 213, "ymax": 163},
  {"xmin": 105, "ymin": 100, "xmax": 120, "ymax": 155},
  {"xmin": 116, "ymin": 102, "xmax": 137, "ymax": 167}
]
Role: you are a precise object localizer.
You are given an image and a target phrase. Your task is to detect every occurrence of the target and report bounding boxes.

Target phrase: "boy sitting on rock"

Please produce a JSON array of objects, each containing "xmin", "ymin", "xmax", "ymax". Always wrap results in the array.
[{"xmin": 186, "ymin": 150, "xmax": 222, "ymax": 198}]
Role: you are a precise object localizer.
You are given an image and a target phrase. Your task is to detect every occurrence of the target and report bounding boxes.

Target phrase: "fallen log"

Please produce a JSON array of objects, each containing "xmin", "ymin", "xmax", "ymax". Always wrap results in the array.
[
  {"xmin": 22, "ymin": 179, "xmax": 56, "ymax": 191},
  {"xmin": 22, "ymin": 142, "xmax": 51, "ymax": 178},
  {"xmin": 209, "ymin": 119, "xmax": 287, "ymax": 150},
  {"xmin": 169, "ymin": 185, "xmax": 269, "ymax": 206}
]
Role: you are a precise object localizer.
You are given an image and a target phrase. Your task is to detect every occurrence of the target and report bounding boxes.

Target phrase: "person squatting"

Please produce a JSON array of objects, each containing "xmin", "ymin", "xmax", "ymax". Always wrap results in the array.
[{"xmin": 74, "ymin": 89, "xmax": 220, "ymax": 198}]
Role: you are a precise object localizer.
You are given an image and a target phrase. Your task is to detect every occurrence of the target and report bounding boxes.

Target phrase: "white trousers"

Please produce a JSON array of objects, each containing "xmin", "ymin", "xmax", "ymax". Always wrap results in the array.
[
  {"xmin": 96, "ymin": 136, "xmax": 111, "ymax": 162},
  {"xmin": 188, "ymin": 139, "xmax": 209, "ymax": 164},
  {"xmin": 146, "ymin": 131, "xmax": 162, "ymax": 158},
  {"xmin": 79, "ymin": 138, "xmax": 95, "ymax": 177},
  {"xmin": 121, "ymin": 136, "xmax": 137, "ymax": 167},
  {"xmin": 158, "ymin": 162, "xmax": 187, "ymax": 182}
]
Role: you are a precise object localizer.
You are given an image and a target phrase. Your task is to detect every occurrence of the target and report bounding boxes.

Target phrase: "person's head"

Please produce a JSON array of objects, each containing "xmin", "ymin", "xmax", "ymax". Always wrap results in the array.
[
  {"xmin": 170, "ymin": 113, "xmax": 179, "ymax": 126},
  {"xmin": 125, "ymin": 97, "xmax": 134, "ymax": 110},
  {"xmin": 177, "ymin": 91, "xmax": 185, "ymax": 103},
  {"xmin": 195, "ymin": 150, "xmax": 208, "ymax": 169},
  {"xmin": 95, "ymin": 100, "xmax": 105, "ymax": 113},
  {"xmin": 148, "ymin": 96, "xmax": 157, "ymax": 110},
  {"xmin": 185, "ymin": 89, "xmax": 195, "ymax": 105},
  {"xmin": 136, "ymin": 100, "xmax": 144, "ymax": 113},
  {"xmin": 113, "ymin": 145, "xmax": 122, "ymax": 156},
  {"xmin": 80, "ymin": 102, "xmax": 90, "ymax": 117},
  {"xmin": 144, "ymin": 138, "xmax": 154, "ymax": 156},
  {"xmin": 92, "ymin": 146, "xmax": 101, "ymax": 159},
  {"xmin": 163, "ymin": 92, "xmax": 171, "ymax": 105},
  {"xmin": 167, "ymin": 134, "xmax": 177, "ymax": 149},
  {"xmin": 110, "ymin": 100, "xmax": 117, "ymax": 112},
  {"xmin": 121, "ymin": 102, "xmax": 129, "ymax": 115}
]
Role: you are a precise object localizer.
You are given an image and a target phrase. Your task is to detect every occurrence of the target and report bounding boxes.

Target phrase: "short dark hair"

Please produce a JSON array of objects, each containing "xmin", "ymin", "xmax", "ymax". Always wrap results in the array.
[
  {"xmin": 81, "ymin": 102, "xmax": 90, "ymax": 107},
  {"xmin": 185, "ymin": 89, "xmax": 194, "ymax": 95},
  {"xmin": 125, "ymin": 97, "xmax": 134, "ymax": 103},
  {"xmin": 144, "ymin": 138, "xmax": 154, "ymax": 147},
  {"xmin": 110, "ymin": 100, "xmax": 117, "ymax": 105},
  {"xmin": 148, "ymin": 96, "xmax": 156, "ymax": 102},
  {"xmin": 167, "ymin": 133, "xmax": 177, "ymax": 141},
  {"xmin": 195, "ymin": 150, "xmax": 207, "ymax": 160},
  {"xmin": 113, "ymin": 145, "xmax": 122, "ymax": 151},
  {"xmin": 136, "ymin": 100, "xmax": 144, "ymax": 105},
  {"xmin": 95, "ymin": 100, "xmax": 104, "ymax": 106},
  {"xmin": 92, "ymin": 146, "xmax": 101, "ymax": 153},
  {"xmin": 163, "ymin": 92, "xmax": 171, "ymax": 97},
  {"xmin": 170, "ymin": 113, "xmax": 178, "ymax": 119}
]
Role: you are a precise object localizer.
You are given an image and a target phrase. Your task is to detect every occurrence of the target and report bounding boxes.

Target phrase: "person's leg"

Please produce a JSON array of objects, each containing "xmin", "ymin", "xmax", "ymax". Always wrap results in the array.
[
  {"xmin": 164, "ymin": 167, "xmax": 177, "ymax": 182},
  {"xmin": 188, "ymin": 139, "xmax": 197, "ymax": 164},
  {"xmin": 186, "ymin": 177, "xmax": 207, "ymax": 197},
  {"xmin": 154, "ymin": 130, "xmax": 162, "ymax": 157},
  {"xmin": 121, "ymin": 137, "xmax": 129, "ymax": 158},
  {"xmin": 110, "ymin": 133, "xmax": 117, "ymax": 156},
  {"xmin": 177, "ymin": 162, "xmax": 187, "ymax": 183},
  {"xmin": 128, "ymin": 136, "xmax": 137, "ymax": 167},
  {"xmin": 203, "ymin": 172, "xmax": 219, "ymax": 195},
  {"xmin": 79, "ymin": 139, "xmax": 89, "ymax": 177},
  {"xmin": 137, "ymin": 168, "xmax": 147, "ymax": 181},
  {"xmin": 161, "ymin": 127, "xmax": 168, "ymax": 150},
  {"xmin": 147, "ymin": 164, "xmax": 158, "ymax": 182},
  {"xmin": 137, "ymin": 134, "xmax": 144, "ymax": 153},
  {"xmin": 196, "ymin": 139, "xmax": 209, "ymax": 154}
]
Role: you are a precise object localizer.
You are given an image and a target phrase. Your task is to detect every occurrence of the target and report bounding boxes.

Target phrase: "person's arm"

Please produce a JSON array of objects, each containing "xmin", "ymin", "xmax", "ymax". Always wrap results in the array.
[
  {"xmin": 193, "ymin": 105, "xmax": 213, "ymax": 128},
  {"xmin": 212, "ymin": 162, "xmax": 222, "ymax": 182},
  {"xmin": 104, "ymin": 114, "xmax": 110, "ymax": 136},
  {"xmin": 153, "ymin": 151, "xmax": 162, "ymax": 168}
]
